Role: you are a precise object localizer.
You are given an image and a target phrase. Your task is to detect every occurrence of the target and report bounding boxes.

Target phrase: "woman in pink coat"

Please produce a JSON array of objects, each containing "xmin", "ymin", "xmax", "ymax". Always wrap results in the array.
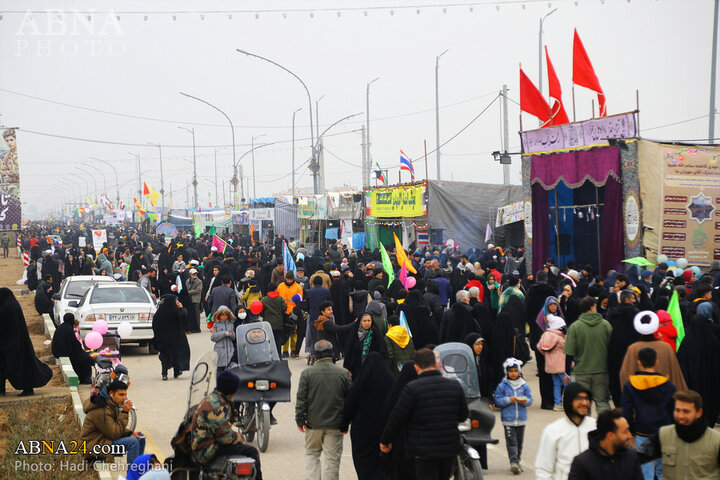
[{"xmin": 536, "ymin": 315, "xmax": 570, "ymax": 410}]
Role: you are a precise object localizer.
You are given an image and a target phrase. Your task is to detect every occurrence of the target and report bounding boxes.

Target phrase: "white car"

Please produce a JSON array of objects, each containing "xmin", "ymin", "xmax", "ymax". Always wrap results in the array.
[
  {"xmin": 76, "ymin": 283, "xmax": 158, "ymax": 353},
  {"xmin": 52, "ymin": 275, "xmax": 115, "ymax": 326}
]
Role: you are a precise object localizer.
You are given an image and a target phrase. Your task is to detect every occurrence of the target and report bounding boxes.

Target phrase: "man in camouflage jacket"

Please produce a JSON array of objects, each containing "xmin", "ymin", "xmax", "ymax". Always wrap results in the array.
[{"xmin": 190, "ymin": 371, "xmax": 263, "ymax": 479}]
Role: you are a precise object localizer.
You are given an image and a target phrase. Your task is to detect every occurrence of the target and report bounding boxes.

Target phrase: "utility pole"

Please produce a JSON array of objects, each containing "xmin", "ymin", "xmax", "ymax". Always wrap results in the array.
[
  {"xmin": 214, "ymin": 149, "xmax": 219, "ymax": 207},
  {"xmin": 435, "ymin": 49, "xmax": 448, "ymax": 180},
  {"xmin": 317, "ymin": 137, "xmax": 326, "ymax": 193},
  {"xmin": 710, "ymin": 0, "xmax": 719, "ymax": 144},
  {"xmin": 292, "ymin": 107, "xmax": 302, "ymax": 200},
  {"xmin": 366, "ymin": 78, "xmax": 379, "ymax": 187},
  {"xmin": 361, "ymin": 125, "xmax": 367, "ymax": 189},
  {"xmin": 502, "ymin": 84, "xmax": 510, "ymax": 185}
]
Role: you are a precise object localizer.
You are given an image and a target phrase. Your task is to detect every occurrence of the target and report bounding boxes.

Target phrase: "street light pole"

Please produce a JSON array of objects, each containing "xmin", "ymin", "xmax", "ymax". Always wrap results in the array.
[
  {"xmin": 251, "ymin": 134, "xmax": 267, "ymax": 199},
  {"xmin": 89, "ymin": 157, "xmax": 121, "ymax": 209},
  {"xmin": 178, "ymin": 127, "xmax": 198, "ymax": 209},
  {"xmin": 82, "ymin": 162, "xmax": 107, "ymax": 196},
  {"xmin": 315, "ymin": 95, "xmax": 324, "ymax": 143},
  {"xmin": 128, "ymin": 153, "xmax": 141, "ymax": 202},
  {"xmin": 366, "ymin": 77, "xmax": 379, "ymax": 187},
  {"xmin": 236, "ymin": 49, "xmax": 316, "ymax": 192},
  {"xmin": 538, "ymin": 8, "xmax": 558, "ymax": 96},
  {"xmin": 435, "ymin": 49, "xmax": 448, "ymax": 180},
  {"xmin": 292, "ymin": 108, "xmax": 302, "ymax": 199},
  {"xmin": 143, "ymin": 144, "xmax": 165, "ymax": 218},
  {"xmin": 179, "ymin": 92, "xmax": 239, "ymax": 206}
]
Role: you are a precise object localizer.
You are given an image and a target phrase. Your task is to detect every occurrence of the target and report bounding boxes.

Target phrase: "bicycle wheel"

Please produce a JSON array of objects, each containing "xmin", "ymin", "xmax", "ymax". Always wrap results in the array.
[{"xmin": 256, "ymin": 407, "xmax": 270, "ymax": 452}]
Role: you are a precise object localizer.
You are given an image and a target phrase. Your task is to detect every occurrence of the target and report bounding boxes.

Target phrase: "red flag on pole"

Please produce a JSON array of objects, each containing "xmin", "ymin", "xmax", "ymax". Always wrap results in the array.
[
  {"xmin": 519, "ymin": 67, "xmax": 551, "ymax": 127},
  {"xmin": 572, "ymin": 29, "xmax": 606, "ymax": 116},
  {"xmin": 545, "ymin": 46, "xmax": 570, "ymax": 125}
]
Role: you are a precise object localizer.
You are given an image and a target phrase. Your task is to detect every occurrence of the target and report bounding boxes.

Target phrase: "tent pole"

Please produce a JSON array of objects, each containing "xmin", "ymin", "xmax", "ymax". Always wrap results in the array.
[{"xmin": 595, "ymin": 185, "xmax": 602, "ymax": 273}]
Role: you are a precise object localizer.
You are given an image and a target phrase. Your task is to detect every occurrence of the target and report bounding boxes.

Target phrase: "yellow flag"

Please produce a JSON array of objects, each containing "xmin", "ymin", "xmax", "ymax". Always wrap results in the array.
[
  {"xmin": 393, "ymin": 232, "xmax": 417, "ymax": 274},
  {"xmin": 143, "ymin": 182, "xmax": 160, "ymax": 207}
]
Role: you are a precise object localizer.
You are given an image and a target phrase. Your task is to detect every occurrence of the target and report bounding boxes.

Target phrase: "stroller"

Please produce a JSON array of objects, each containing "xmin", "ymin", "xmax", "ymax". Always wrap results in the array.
[{"xmin": 89, "ymin": 333, "xmax": 136, "ymax": 430}]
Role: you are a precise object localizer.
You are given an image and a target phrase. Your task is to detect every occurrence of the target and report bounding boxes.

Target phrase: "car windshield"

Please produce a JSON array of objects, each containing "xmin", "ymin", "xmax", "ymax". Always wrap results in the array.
[
  {"xmin": 89, "ymin": 287, "xmax": 149, "ymax": 304},
  {"xmin": 66, "ymin": 281, "xmax": 100, "ymax": 298}
]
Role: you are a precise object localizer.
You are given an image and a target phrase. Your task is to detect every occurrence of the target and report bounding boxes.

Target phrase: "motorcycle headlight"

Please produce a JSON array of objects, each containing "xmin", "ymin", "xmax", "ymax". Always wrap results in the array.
[{"xmin": 255, "ymin": 380, "xmax": 269, "ymax": 391}]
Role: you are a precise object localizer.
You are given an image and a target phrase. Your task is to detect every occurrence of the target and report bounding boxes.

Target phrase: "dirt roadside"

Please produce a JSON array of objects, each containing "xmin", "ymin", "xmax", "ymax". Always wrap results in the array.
[{"xmin": 0, "ymin": 255, "xmax": 95, "ymax": 479}]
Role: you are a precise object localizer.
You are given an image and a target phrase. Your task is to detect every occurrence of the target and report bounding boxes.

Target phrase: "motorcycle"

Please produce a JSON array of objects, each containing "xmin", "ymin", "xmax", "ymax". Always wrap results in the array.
[
  {"xmin": 90, "ymin": 335, "xmax": 136, "ymax": 431},
  {"xmin": 436, "ymin": 342, "xmax": 500, "ymax": 480},
  {"xmin": 165, "ymin": 351, "xmax": 257, "ymax": 480},
  {"xmin": 229, "ymin": 321, "xmax": 292, "ymax": 453}
]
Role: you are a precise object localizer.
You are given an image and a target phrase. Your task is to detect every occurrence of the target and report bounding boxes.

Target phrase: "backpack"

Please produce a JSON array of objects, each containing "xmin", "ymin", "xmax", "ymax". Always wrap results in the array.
[{"xmin": 170, "ymin": 403, "xmax": 200, "ymax": 457}]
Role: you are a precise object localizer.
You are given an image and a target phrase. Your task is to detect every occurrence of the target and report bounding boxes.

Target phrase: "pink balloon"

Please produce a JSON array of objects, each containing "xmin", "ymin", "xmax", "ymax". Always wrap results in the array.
[
  {"xmin": 84, "ymin": 331, "xmax": 104, "ymax": 350},
  {"xmin": 406, "ymin": 276, "xmax": 417, "ymax": 289},
  {"xmin": 92, "ymin": 320, "xmax": 109, "ymax": 335}
]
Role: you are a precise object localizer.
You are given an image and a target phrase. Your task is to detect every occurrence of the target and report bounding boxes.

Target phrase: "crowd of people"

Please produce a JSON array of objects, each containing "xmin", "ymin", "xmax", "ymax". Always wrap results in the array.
[{"xmin": 16, "ymin": 222, "xmax": 720, "ymax": 479}]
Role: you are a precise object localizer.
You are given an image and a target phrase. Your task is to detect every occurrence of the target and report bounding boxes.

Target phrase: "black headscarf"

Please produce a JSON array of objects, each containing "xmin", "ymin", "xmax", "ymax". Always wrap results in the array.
[
  {"xmin": 677, "ymin": 314, "xmax": 720, "ymax": 427},
  {"xmin": 400, "ymin": 290, "xmax": 439, "ymax": 350},
  {"xmin": 51, "ymin": 313, "xmax": 93, "ymax": 383},
  {"xmin": 343, "ymin": 318, "xmax": 388, "ymax": 379},
  {"xmin": 34, "ymin": 283, "xmax": 54, "ymax": 318},
  {"xmin": 464, "ymin": 332, "xmax": 493, "ymax": 398},
  {"xmin": 0, "ymin": 288, "xmax": 53, "ymax": 391},
  {"xmin": 151, "ymin": 294, "xmax": 191, "ymax": 371}
]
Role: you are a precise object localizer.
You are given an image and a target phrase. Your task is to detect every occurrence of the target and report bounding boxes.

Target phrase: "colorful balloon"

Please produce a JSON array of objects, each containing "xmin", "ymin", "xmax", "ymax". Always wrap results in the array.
[
  {"xmin": 250, "ymin": 300, "xmax": 264, "ymax": 315},
  {"xmin": 84, "ymin": 331, "xmax": 103, "ymax": 350},
  {"xmin": 92, "ymin": 319, "xmax": 108, "ymax": 335},
  {"xmin": 406, "ymin": 276, "xmax": 417, "ymax": 289},
  {"xmin": 117, "ymin": 321, "xmax": 134, "ymax": 339}
]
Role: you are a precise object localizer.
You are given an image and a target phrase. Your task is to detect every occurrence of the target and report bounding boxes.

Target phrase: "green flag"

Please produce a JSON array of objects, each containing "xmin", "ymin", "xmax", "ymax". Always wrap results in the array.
[
  {"xmin": 208, "ymin": 225, "xmax": 216, "ymax": 236},
  {"xmin": 379, "ymin": 243, "xmax": 395, "ymax": 287},
  {"xmin": 667, "ymin": 290, "xmax": 685, "ymax": 351},
  {"xmin": 193, "ymin": 222, "xmax": 202, "ymax": 238}
]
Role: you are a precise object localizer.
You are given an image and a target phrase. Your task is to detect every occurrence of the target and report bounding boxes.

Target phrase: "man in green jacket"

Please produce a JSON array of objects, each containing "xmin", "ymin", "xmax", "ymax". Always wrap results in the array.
[
  {"xmin": 296, "ymin": 340, "xmax": 352, "ymax": 480},
  {"xmin": 564, "ymin": 296, "xmax": 613, "ymax": 414}
]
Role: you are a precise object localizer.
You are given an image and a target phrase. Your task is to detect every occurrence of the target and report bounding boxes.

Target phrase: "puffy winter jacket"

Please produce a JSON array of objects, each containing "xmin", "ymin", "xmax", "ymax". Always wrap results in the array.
[
  {"xmin": 494, "ymin": 378, "xmax": 533, "ymax": 426},
  {"xmin": 568, "ymin": 429, "xmax": 643, "ymax": 480},
  {"xmin": 535, "ymin": 415, "xmax": 597, "ymax": 480},
  {"xmin": 537, "ymin": 329, "xmax": 567, "ymax": 374},
  {"xmin": 260, "ymin": 291, "xmax": 286, "ymax": 331},
  {"xmin": 381, "ymin": 370, "xmax": 468, "ymax": 459}
]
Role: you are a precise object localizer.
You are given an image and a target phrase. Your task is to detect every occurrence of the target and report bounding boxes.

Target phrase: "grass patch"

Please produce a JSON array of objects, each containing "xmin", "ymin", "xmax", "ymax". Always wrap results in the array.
[{"xmin": 0, "ymin": 397, "xmax": 97, "ymax": 479}]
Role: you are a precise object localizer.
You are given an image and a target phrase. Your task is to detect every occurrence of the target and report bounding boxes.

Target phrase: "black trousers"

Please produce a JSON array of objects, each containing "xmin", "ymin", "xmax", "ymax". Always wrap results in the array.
[
  {"xmin": 292, "ymin": 316, "xmax": 307, "ymax": 355},
  {"xmin": 414, "ymin": 457, "xmax": 453, "ymax": 480},
  {"xmin": 534, "ymin": 348, "xmax": 555, "ymax": 409},
  {"xmin": 215, "ymin": 443, "xmax": 262, "ymax": 480}
]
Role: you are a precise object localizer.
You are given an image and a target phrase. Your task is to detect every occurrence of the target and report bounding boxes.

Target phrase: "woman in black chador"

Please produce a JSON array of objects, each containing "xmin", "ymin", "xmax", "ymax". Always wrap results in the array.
[
  {"xmin": 151, "ymin": 294, "xmax": 191, "ymax": 381},
  {"xmin": 52, "ymin": 313, "xmax": 93, "ymax": 384},
  {"xmin": 0, "ymin": 288, "xmax": 52, "ymax": 396}
]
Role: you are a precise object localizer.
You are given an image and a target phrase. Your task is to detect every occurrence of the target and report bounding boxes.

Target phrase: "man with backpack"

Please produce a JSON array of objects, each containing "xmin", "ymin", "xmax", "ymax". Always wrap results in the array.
[{"xmin": 185, "ymin": 371, "xmax": 263, "ymax": 479}]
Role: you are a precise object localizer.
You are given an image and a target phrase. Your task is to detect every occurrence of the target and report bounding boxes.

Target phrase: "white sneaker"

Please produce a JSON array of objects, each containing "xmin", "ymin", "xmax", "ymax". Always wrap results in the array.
[
  {"xmin": 553, "ymin": 404, "xmax": 564, "ymax": 411},
  {"xmin": 510, "ymin": 463, "xmax": 521, "ymax": 475}
]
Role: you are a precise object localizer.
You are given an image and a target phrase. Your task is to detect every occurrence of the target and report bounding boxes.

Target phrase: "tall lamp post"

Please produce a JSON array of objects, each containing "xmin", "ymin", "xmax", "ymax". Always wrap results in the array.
[
  {"xmin": 435, "ymin": 49, "xmax": 448, "ymax": 180},
  {"xmin": 315, "ymin": 95, "xmax": 325, "ymax": 142},
  {"xmin": 538, "ymin": 8, "xmax": 558, "ymax": 96},
  {"xmin": 291, "ymin": 108, "xmax": 303, "ymax": 199},
  {"xmin": 251, "ymin": 134, "xmax": 267, "ymax": 199},
  {"xmin": 128, "ymin": 153, "xmax": 142, "ymax": 203},
  {"xmin": 88, "ymin": 157, "xmax": 120, "ymax": 208},
  {"xmin": 81, "ymin": 162, "xmax": 107, "ymax": 198},
  {"xmin": 366, "ymin": 77, "xmax": 379, "ymax": 187},
  {"xmin": 236, "ymin": 49, "xmax": 317, "ymax": 192},
  {"xmin": 143, "ymin": 143, "xmax": 165, "ymax": 218},
  {"xmin": 177, "ymin": 126, "xmax": 198, "ymax": 209},
  {"xmin": 179, "ymin": 92, "xmax": 240, "ymax": 206}
]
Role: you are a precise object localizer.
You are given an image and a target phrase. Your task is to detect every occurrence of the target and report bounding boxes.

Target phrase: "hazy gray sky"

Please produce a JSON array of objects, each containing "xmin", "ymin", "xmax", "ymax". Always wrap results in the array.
[{"xmin": 1, "ymin": 0, "xmax": 717, "ymax": 216}]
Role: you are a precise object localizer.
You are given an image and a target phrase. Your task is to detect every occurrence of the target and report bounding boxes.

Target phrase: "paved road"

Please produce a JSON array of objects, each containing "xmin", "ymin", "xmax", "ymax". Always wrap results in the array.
[{"xmin": 80, "ymin": 327, "xmax": 563, "ymax": 479}]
